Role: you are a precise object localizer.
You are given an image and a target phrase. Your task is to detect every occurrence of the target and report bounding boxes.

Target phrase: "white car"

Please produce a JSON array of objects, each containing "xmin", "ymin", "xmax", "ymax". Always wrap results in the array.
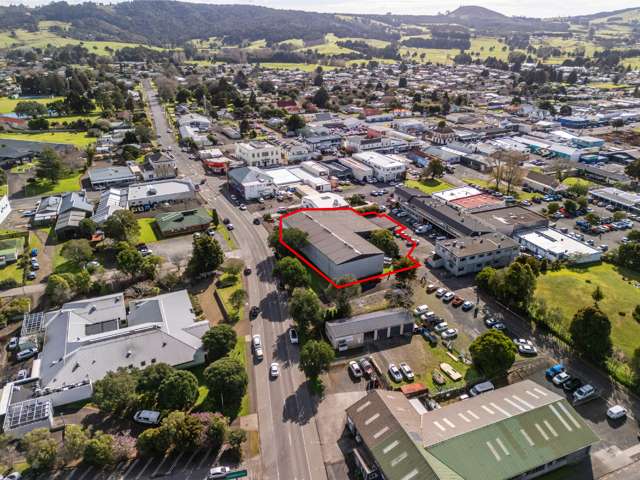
[
  {"xmin": 518, "ymin": 344, "xmax": 537, "ymax": 356},
  {"xmin": 288, "ymin": 328, "xmax": 299, "ymax": 344},
  {"xmin": 252, "ymin": 335, "xmax": 263, "ymax": 360},
  {"xmin": 208, "ymin": 466, "xmax": 231, "ymax": 479},
  {"xmin": 435, "ymin": 288, "xmax": 446, "ymax": 298},
  {"xmin": 133, "ymin": 410, "xmax": 161, "ymax": 425},
  {"xmin": 388, "ymin": 363, "xmax": 403, "ymax": 382},
  {"xmin": 442, "ymin": 292, "xmax": 455, "ymax": 302},
  {"xmin": 552, "ymin": 371, "xmax": 571, "ymax": 386},
  {"xmin": 4, "ymin": 473, "xmax": 22, "ymax": 480},
  {"xmin": 413, "ymin": 305, "xmax": 429, "ymax": 316},
  {"xmin": 349, "ymin": 360, "xmax": 363, "ymax": 378},
  {"xmin": 270, "ymin": 362, "xmax": 280, "ymax": 378},
  {"xmin": 606, "ymin": 405, "xmax": 627, "ymax": 420},
  {"xmin": 572, "ymin": 384, "xmax": 595, "ymax": 402},
  {"xmin": 399, "ymin": 362, "xmax": 414, "ymax": 381},
  {"xmin": 420, "ymin": 311, "xmax": 436, "ymax": 322},
  {"xmin": 434, "ymin": 322, "xmax": 449, "ymax": 333},
  {"xmin": 441, "ymin": 328, "xmax": 458, "ymax": 340}
]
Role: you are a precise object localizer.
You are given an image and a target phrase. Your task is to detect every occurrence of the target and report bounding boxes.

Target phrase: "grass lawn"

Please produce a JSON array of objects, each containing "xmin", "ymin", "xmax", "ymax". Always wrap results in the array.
[
  {"xmin": 0, "ymin": 262, "xmax": 24, "ymax": 285},
  {"xmin": 137, "ymin": 218, "xmax": 160, "ymax": 243},
  {"xmin": 404, "ymin": 178, "xmax": 453, "ymax": 194},
  {"xmin": 463, "ymin": 177, "xmax": 540, "ymax": 201},
  {"xmin": 536, "ymin": 263, "xmax": 640, "ymax": 360},
  {"xmin": 216, "ymin": 224, "xmax": 237, "ymax": 250},
  {"xmin": 413, "ymin": 340, "xmax": 483, "ymax": 392},
  {"xmin": 23, "ymin": 173, "xmax": 83, "ymax": 197},
  {"xmin": 561, "ymin": 176, "xmax": 594, "ymax": 188},
  {"xmin": 0, "ymin": 184, "xmax": 7, "ymax": 196},
  {"xmin": 192, "ymin": 333, "xmax": 249, "ymax": 418},
  {"xmin": 0, "ymin": 96, "xmax": 64, "ymax": 114},
  {"xmin": 0, "ymin": 131, "xmax": 96, "ymax": 147},
  {"xmin": 217, "ymin": 273, "xmax": 245, "ymax": 322},
  {"xmin": 10, "ymin": 161, "xmax": 37, "ymax": 173}
]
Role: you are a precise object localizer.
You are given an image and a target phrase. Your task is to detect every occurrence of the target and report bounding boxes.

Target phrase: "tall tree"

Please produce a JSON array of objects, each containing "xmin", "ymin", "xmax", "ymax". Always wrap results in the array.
[
  {"xmin": 569, "ymin": 306, "xmax": 612, "ymax": 364},
  {"xmin": 369, "ymin": 229, "xmax": 400, "ymax": 258},
  {"xmin": 469, "ymin": 330, "xmax": 517, "ymax": 377},
  {"xmin": 289, "ymin": 288, "xmax": 323, "ymax": 335},
  {"xmin": 36, "ymin": 148, "xmax": 63, "ymax": 183},
  {"xmin": 268, "ymin": 227, "xmax": 308, "ymax": 257},
  {"xmin": 273, "ymin": 256, "xmax": 310, "ymax": 291},
  {"xmin": 422, "ymin": 158, "xmax": 445, "ymax": 179},
  {"xmin": 202, "ymin": 325, "xmax": 237, "ymax": 361},
  {"xmin": 326, "ymin": 276, "xmax": 360, "ymax": 317},
  {"xmin": 299, "ymin": 340, "xmax": 334, "ymax": 380},
  {"xmin": 93, "ymin": 367, "xmax": 139, "ymax": 416},
  {"xmin": 203, "ymin": 357, "xmax": 248, "ymax": 407},
  {"xmin": 61, "ymin": 239, "xmax": 93, "ymax": 266},
  {"xmin": 157, "ymin": 370, "xmax": 199, "ymax": 411},
  {"xmin": 187, "ymin": 235, "xmax": 224, "ymax": 278},
  {"xmin": 104, "ymin": 210, "xmax": 140, "ymax": 244},
  {"xmin": 312, "ymin": 87, "xmax": 330, "ymax": 108},
  {"xmin": 22, "ymin": 428, "xmax": 59, "ymax": 472},
  {"xmin": 625, "ymin": 159, "xmax": 640, "ymax": 184}
]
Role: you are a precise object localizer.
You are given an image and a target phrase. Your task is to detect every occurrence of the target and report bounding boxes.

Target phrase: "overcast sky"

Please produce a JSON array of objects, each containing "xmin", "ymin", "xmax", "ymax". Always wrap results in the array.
[{"xmin": 1, "ymin": 0, "xmax": 638, "ymax": 18}]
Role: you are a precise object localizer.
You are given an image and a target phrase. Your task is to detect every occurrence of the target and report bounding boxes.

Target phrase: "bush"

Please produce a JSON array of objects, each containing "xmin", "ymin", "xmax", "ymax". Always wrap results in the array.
[{"xmin": 0, "ymin": 278, "xmax": 19, "ymax": 291}]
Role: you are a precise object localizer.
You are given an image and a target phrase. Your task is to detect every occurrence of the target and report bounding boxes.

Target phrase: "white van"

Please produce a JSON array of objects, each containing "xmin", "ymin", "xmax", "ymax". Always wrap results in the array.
[
  {"xmin": 133, "ymin": 410, "xmax": 161, "ymax": 425},
  {"xmin": 469, "ymin": 381, "xmax": 495, "ymax": 397}
]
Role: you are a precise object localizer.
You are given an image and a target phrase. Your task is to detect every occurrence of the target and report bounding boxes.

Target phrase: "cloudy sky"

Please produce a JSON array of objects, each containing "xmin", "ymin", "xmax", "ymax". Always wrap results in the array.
[{"xmin": 1, "ymin": 0, "xmax": 638, "ymax": 18}]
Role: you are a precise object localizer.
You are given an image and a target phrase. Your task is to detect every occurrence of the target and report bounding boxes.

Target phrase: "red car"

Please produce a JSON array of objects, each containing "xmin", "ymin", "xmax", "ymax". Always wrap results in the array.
[{"xmin": 451, "ymin": 296, "xmax": 464, "ymax": 307}]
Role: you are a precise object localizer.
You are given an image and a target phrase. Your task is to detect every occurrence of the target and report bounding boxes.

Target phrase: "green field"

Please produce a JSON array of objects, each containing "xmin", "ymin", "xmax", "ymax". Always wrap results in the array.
[
  {"xmin": 24, "ymin": 173, "xmax": 83, "ymax": 197},
  {"xmin": 137, "ymin": 218, "xmax": 160, "ymax": 243},
  {"xmin": 536, "ymin": 263, "xmax": 640, "ymax": 360},
  {"xmin": 217, "ymin": 272, "xmax": 245, "ymax": 322},
  {"xmin": 0, "ymin": 96, "xmax": 65, "ymax": 114},
  {"xmin": 0, "ymin": 131, "xmax": 96, "ymax": 147},
  {"xmin": 561, "ymin": 177, "xmax": 594, "ymax": 188},
  {"xmin": 404, "ymin": 178, "xmax": 453, "ymax": 194}
]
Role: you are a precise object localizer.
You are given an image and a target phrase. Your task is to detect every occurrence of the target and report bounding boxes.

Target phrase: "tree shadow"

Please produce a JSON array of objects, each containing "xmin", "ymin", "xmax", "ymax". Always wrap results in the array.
[{"xmin": 281, "ymin": 380, "xmax": 320, "ymax": 426}]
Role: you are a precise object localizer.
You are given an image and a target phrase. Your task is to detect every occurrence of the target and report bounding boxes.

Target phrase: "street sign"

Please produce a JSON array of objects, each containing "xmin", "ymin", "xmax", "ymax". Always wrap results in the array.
[{"xmin": 226, "ymin": 470, "xmax": 249, "ymax": 479}]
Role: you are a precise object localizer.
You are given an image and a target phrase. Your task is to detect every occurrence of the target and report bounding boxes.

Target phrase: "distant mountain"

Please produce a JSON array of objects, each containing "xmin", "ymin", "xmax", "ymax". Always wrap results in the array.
[{"xmin": 446, "ymin": 6, "xmax": 508, "ymax": 21}]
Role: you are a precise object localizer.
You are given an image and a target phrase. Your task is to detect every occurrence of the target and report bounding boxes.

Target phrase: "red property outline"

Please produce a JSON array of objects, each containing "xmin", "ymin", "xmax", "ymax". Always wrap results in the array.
[{"xmin": 278, "ymin": 207, "xmax": 420, "ymax": 289}]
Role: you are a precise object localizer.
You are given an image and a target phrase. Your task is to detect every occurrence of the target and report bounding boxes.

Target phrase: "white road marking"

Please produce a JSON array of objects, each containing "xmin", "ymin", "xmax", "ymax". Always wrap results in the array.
[{"xmin": 135, "ymin": 457, "xmax": 154, "ymax": 480}]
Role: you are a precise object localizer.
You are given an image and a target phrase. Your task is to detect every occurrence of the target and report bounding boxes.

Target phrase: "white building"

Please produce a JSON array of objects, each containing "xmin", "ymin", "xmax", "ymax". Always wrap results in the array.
[
  {"xmin": 127, "ymin": 179, "xmax": 196, "ymax": 208},
  {"xmin": 352, "ymin": 151, "xmax": 406, "ymax": 182},
  {"xmin": 0, "ymin": 195, "xmax": 11, "ymax": 225},
  {"xmin": 177, "ymin": 113, "xmax": 211, "ymax": 131},
  {"xmin": 301, "ymin": 192, "xmax": 348, "ymax": 208},
  {"xmin": 282, "ymin": 141, "xmax": 313, "ymax": 163},
  {"xmin": 517, "ymin": 229, "xmax": 602, "ymax": 264},
  {"xmin": 338, "ymin": 157, "xmax": 374, "ymax": 182},
  {"xmin": 235, "ymin": 141, "xmax": 282, "ymax": 167}
]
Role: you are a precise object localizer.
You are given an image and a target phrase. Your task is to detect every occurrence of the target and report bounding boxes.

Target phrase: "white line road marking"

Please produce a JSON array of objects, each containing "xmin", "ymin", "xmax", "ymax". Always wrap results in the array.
[
  {"xmin": 166, "ymin": 451, "xmax": 185, "ymax": 474},
  {"xmin": 75, "ymin": 466, "xmax": 93, "ymax": 480},
  {"xmin": 197, "ymin": 447, "xmax": 215, "ymax": 469},
  {"xmin": 135, "ymin": 457, "xmax": 154, "ymax": 480},
  {"xmin": 151, "ymin": 454, "xmax": 170, "ymax": 477},
  {"xmin": 122, "ymin": 458, "xmax": 139, "ymax": 479}
]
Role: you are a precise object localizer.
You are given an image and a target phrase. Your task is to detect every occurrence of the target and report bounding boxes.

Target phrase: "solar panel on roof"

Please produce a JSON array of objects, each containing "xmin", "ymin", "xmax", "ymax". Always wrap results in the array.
[{"xmin": 21, "ymin": 312, "xmax": 45, "ymax": 336}]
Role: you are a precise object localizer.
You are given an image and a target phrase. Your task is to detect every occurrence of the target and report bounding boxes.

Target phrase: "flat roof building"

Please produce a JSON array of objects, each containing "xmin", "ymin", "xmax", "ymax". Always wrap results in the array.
[
  {"xmin": 471, "ymin": 206, "xmax": 549, "ymax": 236},
  {"xmin": 589, "ymin": 187, "xmax": 640, "ymax": 214},
  {"xmin": 88, "ymin": 166, "xmax": 137, "ymax": 190},
  {"xmin": 353, "ymin": 151, "xmax": 406, "ymax": 182},
  {"xmin": 517, "ymin": 228, "xmax": 602, "ymax": 264},
  {"xmin": 127, "ymin": 179, "xmax": 196, "ymax": 208},
  {"xmin": 346, "ymin": 380, "xmax": 598, "ymax": 480}
]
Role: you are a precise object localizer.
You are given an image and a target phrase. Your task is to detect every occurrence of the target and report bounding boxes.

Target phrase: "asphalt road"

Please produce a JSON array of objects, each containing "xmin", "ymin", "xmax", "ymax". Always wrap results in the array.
[{"xmin": 142, "ymin": 80, "xmax": 327, "ymax": 480}]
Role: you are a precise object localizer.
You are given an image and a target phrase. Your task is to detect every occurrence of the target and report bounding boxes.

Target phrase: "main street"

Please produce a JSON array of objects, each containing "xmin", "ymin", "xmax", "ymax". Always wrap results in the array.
[{"xmin": 141, "ymin": 80, "xmax": 327, "ymax": 480}]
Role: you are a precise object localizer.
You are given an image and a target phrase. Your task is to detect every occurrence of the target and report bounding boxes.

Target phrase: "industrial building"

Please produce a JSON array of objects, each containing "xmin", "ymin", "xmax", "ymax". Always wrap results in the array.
[
  {"xmin": 127, "ymin": 179, "xmax": 196, "ymax": 208},
  {"xmin": 282, "ymin": 209, "xmax": 386, "ymax": 282},
  {"xmin": 346, "ymin": 380, "xmax": 598, "ymax": 480},
  {"xmin": 352, "ymin": 151, "xmax": 406, "ymax": 182},
  {"xmin": 325, "ymin": 308, "xmax": 414, "ymax": 351},
  {"xmin": 517, "ymin": 229, "xmax": 602, "ymax": 264}
]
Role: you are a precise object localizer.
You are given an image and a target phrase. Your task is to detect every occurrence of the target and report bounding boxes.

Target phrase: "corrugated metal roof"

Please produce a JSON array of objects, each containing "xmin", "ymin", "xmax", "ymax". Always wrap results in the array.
[{"xmin": 326, "ymin": 308, "xmax": 412, "ymax": 339}]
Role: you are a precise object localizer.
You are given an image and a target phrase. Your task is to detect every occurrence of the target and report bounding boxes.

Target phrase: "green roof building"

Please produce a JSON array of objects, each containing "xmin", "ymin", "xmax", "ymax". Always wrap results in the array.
[
  {"xmin": 346, "ymin": 380, "xmax": 598, "ymax": 480},
  {"xmin": 155, "ymin": 208, "xmax": 212, "ymax": 238}
]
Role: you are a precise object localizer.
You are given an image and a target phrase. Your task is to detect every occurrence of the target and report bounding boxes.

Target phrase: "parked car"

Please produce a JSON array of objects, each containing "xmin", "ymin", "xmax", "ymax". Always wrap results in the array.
[
  {"xmin": 461, "ymin": 301, "xmax": 474, "ymax": 311},
  {"xmin": 435, "ymin": 288, "xmax": 446, "ymax": 298},
  {"xmin": 7, "ymin": 337, "xmax": 19, "ymax": 351},
  {"xmin": 250, "ymin": 306, "xmax": 260, "ymax": 319},
  {"xmin": 413, "ymin": 305, "xmax": 429, "ymax": 316},
  {"xmin": 399, "ymin": 362, "xmax": 414, "ymax": 381},
  {"xmin": 518, "ymin": 343, "xmax": 537, "ymax": 356},
  {"xmin": 3, "ymin": 472, "xmax": 22, "ymax": 480},
  {"xmin": 562, "ymin": 377, "xmax": 583, "ymax": 393},
  {"xmin": 441, "ymin": 328, "xmax": 458, "ymax": 340},
  {"xmin": 349, "ymin": 360, "xmax": 363, "ymax": 378},
  {"xmin": 388, "ymin": 363, "xmax": 403, "ymax": 382},
  {"xmin": 606, "ymin": 405, "xmax": 627, "ymax": 420},
  {"xmin": 27, "ymin": 271, "xmax": 37, "ymax": 280},
  {"xmin": 270, "ymin": 362, "xmax": 280, "ymax": 378},
  {"xmin": 30, "ymin": 261, "xmax": 40, "ymax": 271},
  {"xmin": 226, "ymin": 223, "xmax": 234, "ymax": 231},
  {"xmin": 572, "ymin": 384, "xmax": 596, "ymax": 403},
  {"xmin": 442, "ymin": 292, "xmax": 455, "ymax": 302},
  {"xmin": 491, "ymin": 322, "xmax": 507, "ymax": 331},
  {"xmin": 133, "ymin": 410, "xmax": 161, "ymax": 425},
  {"xmin": 426, "ymin": 284, "xmax": 438, "ymax": 293},
  {"xmin": 422, "ymin": 330, "xmax": 438, "ymax": 346},
  {"xmin": 470, "ymin": 381, "xmax": 495, "ymax": 397},
  {"xmin": 16, "ymin": 347, "xmax": 38, "ymax": 361},
  {"xmin": 288, "ymin": 328, "xmax": 299, "ymax": 344},
  {"xmin": 208, "ymin": 466, "xmax": 231, "ymax": 479},
  {"xmin": 545, "ymin": 364, "xmax": 565, "ymax": 378},
  {"xmin": 359, "ymin": 358, "xmax": 374, "ymax": 377},
  {"xmin": 253, "ymin": 217, "xmax": 261, "ymax": 225},
  {"xmin": 552, "ymin": 371, "xmax": 571, "ymax": 386},
  {"xmin": 434, "ymin": 322, "xmax": 449, "ymax": 333},
  {"xmin": 451, "ymin": 296, "xmax": 464, "ymax": 307}
]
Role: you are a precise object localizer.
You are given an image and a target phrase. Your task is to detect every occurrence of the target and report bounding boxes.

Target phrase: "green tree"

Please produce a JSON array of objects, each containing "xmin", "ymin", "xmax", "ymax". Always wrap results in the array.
[
  {"xmin": 104, "ymin": 210, "xmax": 140, "ymax": 244},
  {"xmin": 159, "ymin": 412, "xmax": 204, "ymax": 451},
  {"xmin": 369, "ymin": 229, "xmax": 400, "ymax": 258},
  {"xmin": 78, "ymin": 218, "xmax": 98, "ymax": 239},
  {"xmin": 631, "ymin": 347, "xmax": 640, "ymax": 386},
  {"xmin": 476, "ymin": 266, "xmax": 497, "ymax": 292},
  {"xmin": 625, "ymin": 159, "xmax": 640, "ymax": 183},
  {"xmin": 567, "ymin": 182, "xmax": 589, "ymax": 198},
  {"xmin": 569, "ymin": 306, "xmax": 612, "ymax": 364},
  {"xmin": 547, "ymin": 202, "xmax": 560, "ymax": 215},
  {"xmin": 422, "ymin": 158, "xmax": 445, "ymax": 179},
  {"xmin": 299, "ymin": 340, "xmax": 335, "ymax": 380},
  {"xmin": 84, "ymin": 431, "xmax": 115, "ymax": 467},
  {"xmin": 203, "ymin": 357, "xmax": 248, "ymax": 406},
  {"xmin": 116, "ymin": 245, "xmax": 144, "ymax": 276},
  {"xmin": 93, "ymin": 367, "xmax": 140, "ymax": 416},
  {"xmin": 136, "ymin": 428, "xmax": 170, "ymax": 457},
  {"xmin": 469, "ymin": 330, "xmax": 517, "ymax": 377},
  {"xmin": 22, "ymin": 428, "xmax": 59, "ymax": 472},
  {"xmin": 326, "ymin": 275, "xmax": 361, "ymax": 317},
  {"xmin": 157, "ymin": 370, "xmax": 199, "ymax": 411},
  {"xmin": 268, "ymin": 227, "xmax": 309, "ymax": 257},
  {"xmin": 36, "ymin": 147, "xmax": 63, "ymax": 183},
  {"xmin": 45, "ymin": 274, "xmax": 72, "ymax": 304},
  {"xmin": 393, "ymin": 256, "xmax": 418, "ymax": 283},
  {"xmin": 61, "ymin": 239, "xmax": 93, "ymax": 266},
  {"xmin": 28, "ymin": 117, "xmax": 49, "ymax": 130},
  {"xmin": 585, "ymin": 212, "xmax": 600, "ymax": 226},
  {"xmin": 286, "ymin": 114, "xmax": 305, "ymax": 132},
  {"xmin": 633, "ymin": 305, "xmax": 640, "ymax": 323},
  {"xmin": 312, "ymin": 86, "xmax": 330, "ymax": 108},
  {"xmin": 229, "ymin": 288, "xmax": 247, "ymax": 310},
  {"xmin": 60, "ymin": 424, "xmax": 89, "ymax": 464},
  {"xmin": 289, "ymin": 288, "xmax": 323, "ymax": 335},
  {"xmin": 274, "ymin": 256, "xmax": 310, "ymax": 291},
  {"xmin": 136, "ymin": 362, "xmax": 174, "ymax": 396},
  {"xmin": 563, "ymin": 199, "xmax": 578, "ymax": 216},
  {"xmin": 202, "ymin": 325, "xmax": 237, "ymax": 361},
  {"xmin": 502, "ymin": 262, "xmax": 536, "ymax": 310},
  {"xmin": 227, "ymin": 428, "xmax": 247, "ymax": 461},
  {"xmin": 201, "ymin": 413, "xmax": 228, "ymax": 450},
  {"xmin": 15, "ymin": 100, "xmax": 48, "ymax": 117},
  {"xmin": 187, "ymin": 235, "xmax": 224, "ymax": 278},
  {"xmin": 592, "ymin": 286, "xmax": 604, "ymax": 305}
]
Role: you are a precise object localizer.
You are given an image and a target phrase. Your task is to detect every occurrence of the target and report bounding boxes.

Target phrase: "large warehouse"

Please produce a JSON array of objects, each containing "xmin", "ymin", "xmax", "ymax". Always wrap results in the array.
[
  {"xmin": 282, "ymin": 209, "xmax": 390, "ymax": 282},
  {"xmin": 346, "ymin": 380, "xmax": 598, "ymax": 480}
]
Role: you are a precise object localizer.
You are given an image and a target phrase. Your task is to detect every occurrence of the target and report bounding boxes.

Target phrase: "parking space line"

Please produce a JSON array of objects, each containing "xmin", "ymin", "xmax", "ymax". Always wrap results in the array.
[
  {"xmin": 197, "ymin": 447, "xmax": 214, "ymax": 469},
  {"xmin": 106, "ymin": 461, "xmax": 124, "ymax": 480},
  {"xmin": 151, "ymin": 454, "xmax": 170, "ymax": 477},
  {"xmin": 63, "ymin": 468, "xmax": 77, "ymax": 480},
  {"xmin": 122, "ymin": 458, "xmax": 139, "ymax": 479},
  {"xmin": 166, "ymin": 451, "xmax": 185, "ymax": 474},
  {"xmin": 135, "ymin": 457, "xmax": 154, "ymax": 480},
  {"xmin": 75, "ymin": 466, "xmax": 94, "ymax": 480}
]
